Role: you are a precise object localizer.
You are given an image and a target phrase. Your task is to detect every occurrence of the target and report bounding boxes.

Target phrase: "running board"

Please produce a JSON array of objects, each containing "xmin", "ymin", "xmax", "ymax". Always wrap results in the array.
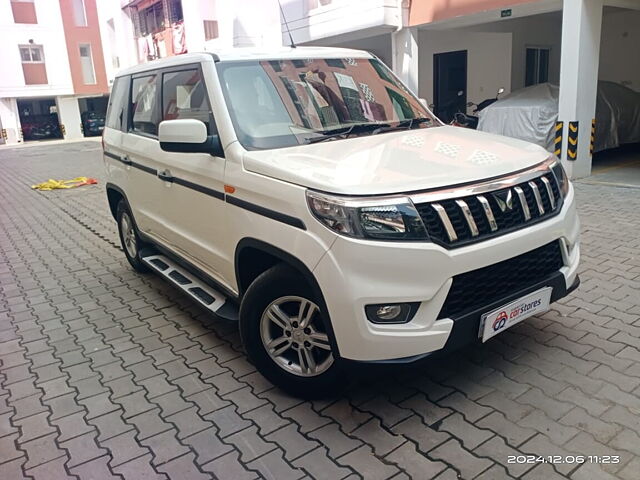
[{"xmin": 141, "ymin": 252, "xmax": 238, "ymax": 321}]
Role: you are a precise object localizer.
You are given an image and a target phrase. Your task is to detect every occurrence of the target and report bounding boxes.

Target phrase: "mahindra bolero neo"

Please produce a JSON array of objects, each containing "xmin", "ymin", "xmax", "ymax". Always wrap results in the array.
[{"xmin": 103, "ymin": 48, "xmax": 580, "ymax": 396}]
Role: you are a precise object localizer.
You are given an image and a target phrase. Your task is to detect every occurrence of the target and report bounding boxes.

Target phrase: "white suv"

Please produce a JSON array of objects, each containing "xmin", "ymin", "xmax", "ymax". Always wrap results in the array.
[{"xmin": 103, "ymin": 48, "xmax": 580, "ymax": 396}]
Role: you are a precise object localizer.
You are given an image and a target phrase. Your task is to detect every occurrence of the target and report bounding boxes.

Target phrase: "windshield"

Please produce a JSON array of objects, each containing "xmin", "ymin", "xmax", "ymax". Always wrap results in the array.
[{"xmin": 217, "ymin": 58, "xmax": 438, "ymax": 150}]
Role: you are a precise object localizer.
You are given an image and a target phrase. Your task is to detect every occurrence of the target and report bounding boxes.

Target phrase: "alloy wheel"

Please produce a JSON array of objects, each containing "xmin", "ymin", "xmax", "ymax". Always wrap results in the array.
[
  {"xmin": 260, "ymin": 296, "xmax": 334, "ymax": 377},
  {"xmin": 121, "ymin": 212, "xmax": 137, "ymax": 259}
]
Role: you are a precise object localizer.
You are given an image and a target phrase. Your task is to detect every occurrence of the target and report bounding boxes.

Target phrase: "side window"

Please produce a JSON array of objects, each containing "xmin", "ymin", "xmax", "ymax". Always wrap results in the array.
[
  {"xmin": 162, "ymin": 68, "xmax": 215, "ymax": 134},
  {"xmin": 106, "ymin": 76, "xmax": 129, "ymax": 131},
  {"xmin": 131, "ymin": 74, "xmax": 159, "ymax": 135}
]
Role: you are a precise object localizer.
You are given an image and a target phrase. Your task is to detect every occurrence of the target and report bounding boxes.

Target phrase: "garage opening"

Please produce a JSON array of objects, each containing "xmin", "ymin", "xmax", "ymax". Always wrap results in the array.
[
  {"xmin": 78, "ymin": 95, "xmax": 108, "ymax": 137},
  {"xmin": 17, "ymin": 97, "xmax": 62, "ymax": 141},
  {"xmin": 589, "ymin": 7, "xmax": 640, "ymax": 187}
]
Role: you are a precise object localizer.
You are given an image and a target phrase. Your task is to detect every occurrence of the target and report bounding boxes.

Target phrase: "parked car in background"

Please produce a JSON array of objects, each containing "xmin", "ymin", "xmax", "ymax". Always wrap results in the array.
[
  {"xmin": 81, "ymin": 111, "xmax": 106, "ymax": 136},
  {"xmin": 21, "ymin": 115, "xmax": 62, "ymax": 141},
  {"xmin": 478, "ymin": 81, "xmax": 640, "ymax": 153},
  {"xmin": 103, "ymin": 49, "xmax": 580, "ymax": 397}
]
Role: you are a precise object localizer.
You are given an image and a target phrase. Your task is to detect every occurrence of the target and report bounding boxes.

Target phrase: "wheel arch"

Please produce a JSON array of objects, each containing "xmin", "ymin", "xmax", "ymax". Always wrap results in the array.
[
  {"xmin": 106, "ymin": 183, "xmax": 127, "ymax": 220},
  {"xmin": 235, "ymin": 238, "xmax": 340, "ymax": 357}
]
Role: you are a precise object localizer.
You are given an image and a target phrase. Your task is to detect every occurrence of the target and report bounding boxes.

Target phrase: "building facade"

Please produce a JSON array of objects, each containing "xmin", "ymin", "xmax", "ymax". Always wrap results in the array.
[
  {"xmin": 0, "ymin": 0, "xmax": 109, "ymax": 145},
  {"xmin": 96, "ymin": 0, "xmax": 283, "ymax": 84}
]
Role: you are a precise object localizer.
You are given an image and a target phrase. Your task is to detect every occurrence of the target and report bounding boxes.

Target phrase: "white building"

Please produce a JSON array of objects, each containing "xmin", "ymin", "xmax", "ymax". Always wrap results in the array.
[
  {"xmin": 96, "ymin": 0, "xmax": 283, "ymax": 85},
  {"xmin": 0, "ymin": 0, "xmax": 110, "ymax": 145}
]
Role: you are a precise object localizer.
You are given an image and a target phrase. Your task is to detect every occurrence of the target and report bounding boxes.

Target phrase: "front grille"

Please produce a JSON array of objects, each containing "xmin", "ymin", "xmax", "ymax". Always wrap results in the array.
[
  {"xmin": 415, "ymin": 172, "xmax": 561, "ymax": 248},
  {"xmin": 438, "ymin": 241, "xmax": 564, "ymax": 319}
]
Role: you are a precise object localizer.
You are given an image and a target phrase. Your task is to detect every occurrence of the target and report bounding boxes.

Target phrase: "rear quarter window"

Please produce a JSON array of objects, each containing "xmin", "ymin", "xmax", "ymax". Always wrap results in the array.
[
  {"xmin": 106, "ymin": 76, "xmax": 130, "ymax": 131},
  {"xmin": 131, "ymin": 74, "xmax": 159, "ymax": 136}
]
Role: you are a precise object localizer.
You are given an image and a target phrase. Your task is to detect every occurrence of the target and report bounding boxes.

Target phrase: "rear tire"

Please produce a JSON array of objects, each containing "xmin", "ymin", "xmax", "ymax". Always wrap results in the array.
[
  {"xmin": 116, "ymin": 200, "xmax": 149, "ymax": 273},
  {"xmin": 240, "ymin": 264, "xmax": 345, "ymax": 398}
]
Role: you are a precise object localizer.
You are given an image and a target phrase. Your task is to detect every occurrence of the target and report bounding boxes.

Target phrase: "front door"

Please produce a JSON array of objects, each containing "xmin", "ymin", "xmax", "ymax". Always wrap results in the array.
[
  {"xmin": 153, "ymin": 65, "xmax": 229, "ymax": 286},
  {"xmin": 434, "ymin": 50, "xmax": 468, "ymax": 124}
]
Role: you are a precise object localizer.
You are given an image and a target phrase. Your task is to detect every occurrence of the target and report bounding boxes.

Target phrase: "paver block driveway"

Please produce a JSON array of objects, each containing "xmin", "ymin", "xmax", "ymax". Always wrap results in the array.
[{"xmin": 1, "ymin": 141, "xmax": 639, "ymax": 479}]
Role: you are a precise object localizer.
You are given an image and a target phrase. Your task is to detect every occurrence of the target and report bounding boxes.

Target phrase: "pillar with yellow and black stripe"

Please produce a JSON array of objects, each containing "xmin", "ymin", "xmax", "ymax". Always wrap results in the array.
[
  {"xmin": 556, "ymin": 0, "xmax": 604, "ymax": 178},
  {"xmin": 554, "ymin": 121, "xmax": 564, "ymax": 158}
]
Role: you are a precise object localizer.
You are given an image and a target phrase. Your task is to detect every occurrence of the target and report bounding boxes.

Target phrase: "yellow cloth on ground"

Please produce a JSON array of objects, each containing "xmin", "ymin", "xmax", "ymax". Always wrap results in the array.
[{"xmin": 31, "ymin": 177, "xmax": 97, "ymax": 191}]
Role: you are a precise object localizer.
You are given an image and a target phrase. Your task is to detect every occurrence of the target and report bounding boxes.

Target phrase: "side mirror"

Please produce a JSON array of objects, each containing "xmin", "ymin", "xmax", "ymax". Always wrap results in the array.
[
  {"xmin": 159, "ymin": 119, "xmax": 224, "ymax": 157},
  {"xmin": 497, "ymin": 87, "xmax": 505, "ymax": 95}
]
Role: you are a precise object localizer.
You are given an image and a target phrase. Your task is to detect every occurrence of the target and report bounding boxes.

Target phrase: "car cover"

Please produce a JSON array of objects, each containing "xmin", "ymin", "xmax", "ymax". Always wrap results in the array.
[
  {"xmin": 478, "ymin": 83, "xmax": 559, "ymax": 152},
  {"xmin": 595, "ymin": 81, "xmax": 640, "ymax": 152},
  {"xmin": 478, "ymin": 82, "xmax": 640, "ymax": 153}
]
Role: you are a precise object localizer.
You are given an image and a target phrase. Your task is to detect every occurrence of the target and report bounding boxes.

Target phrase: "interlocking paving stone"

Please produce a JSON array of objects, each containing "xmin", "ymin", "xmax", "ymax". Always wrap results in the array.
[
  {"xmin": 24, "ymin": 455, "xmax": 75, "ymax": 480},
  {"xmin": 69, "ymin": 454, "xmax": 122, "ymax": 480},
  {"xmin": 156, "ymin": 452, "xmax": 212, "ymax": 480},
  {"xmin": 201, "ymin": 450, "xmax": 259, "ymax": 480},
  {"xmin": 337, "ymin": 445, "xmax": 400, "ymax": 480},
  {"xmin": 384, "ymin": 442, "xmax": 447, "ymax": 479},
  {"xmin": 293, "ymin": 446, "xmax": 354, "ymax": 480},
  {"xmin": 351, "ymin": 418, "xmax": 406, "ymax": 456},
  {"xmin": 265, "ymin": 423, "xmax": 318, "ymax": 461},
  {"xmin": 2, "ymin": 141, "xmax": 640, "ymax": 479}
]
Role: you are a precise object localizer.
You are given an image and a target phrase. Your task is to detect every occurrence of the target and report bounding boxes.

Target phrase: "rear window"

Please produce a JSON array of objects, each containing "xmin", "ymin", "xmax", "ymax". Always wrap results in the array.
[
  {"xmin": 131, "ymin": 74, "xmax": 159, "ymax": 136},
  {"xmin": 106, "ymin": 76, "xmax": 129, "ymax": 131}
]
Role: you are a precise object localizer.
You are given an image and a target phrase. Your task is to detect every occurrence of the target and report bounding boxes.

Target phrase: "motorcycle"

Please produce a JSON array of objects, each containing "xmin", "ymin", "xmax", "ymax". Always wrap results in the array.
[{"xmin": 452, "ymin": 88, "xmax": 505, "ymax": 129}]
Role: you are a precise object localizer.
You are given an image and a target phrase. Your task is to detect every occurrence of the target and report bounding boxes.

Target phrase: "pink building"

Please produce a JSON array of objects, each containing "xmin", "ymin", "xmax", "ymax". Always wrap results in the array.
[{"xmin": 0, "ymin": 0, "xmax": 110, "ymax": 144}]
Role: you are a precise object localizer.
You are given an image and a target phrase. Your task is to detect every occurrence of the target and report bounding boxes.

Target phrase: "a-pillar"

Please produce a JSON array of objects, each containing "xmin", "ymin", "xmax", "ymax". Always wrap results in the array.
[
  {"xmin": 558, "ymin": 0, "xmax": 603, "ymax": 178},
  {"xmin": 392, "ymin": 27, "xmax": 419, "ymax": 96}
]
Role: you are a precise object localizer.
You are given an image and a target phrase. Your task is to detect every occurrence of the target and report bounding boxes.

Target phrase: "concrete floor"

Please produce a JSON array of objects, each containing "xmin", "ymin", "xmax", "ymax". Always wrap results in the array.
[{"xmin": 581, "ymin": 144, "xmax": 640, "ymax": 188}]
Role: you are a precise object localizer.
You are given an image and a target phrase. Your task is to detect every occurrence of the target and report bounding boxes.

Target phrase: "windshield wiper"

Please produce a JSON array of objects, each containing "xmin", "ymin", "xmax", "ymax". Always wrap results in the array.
[
  {"xmin": 392, "ymin": 117, "xmax": 434, "ymax": 130},
  {"xmin": 305, "ymin": 123, "xmax": 390, "ymax": 144}
]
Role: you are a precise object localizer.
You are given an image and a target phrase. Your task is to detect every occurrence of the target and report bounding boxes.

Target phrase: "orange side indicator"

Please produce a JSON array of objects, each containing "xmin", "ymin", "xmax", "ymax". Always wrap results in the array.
[{"xmin": 224, "ymin": 185, "xmax": 236, "ymax": 194}]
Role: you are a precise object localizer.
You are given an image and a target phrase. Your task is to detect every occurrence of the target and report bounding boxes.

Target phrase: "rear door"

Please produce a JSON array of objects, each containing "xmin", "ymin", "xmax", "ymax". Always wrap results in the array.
[
  {"xmin": 120, "ymin": 72, "xmax": 166, "ymax": 238},
  {"xmin": 104, "ymin": 76, "xmax": 131, "ymax": 204},
  {"xmin": 153, "ymin": 64, "xmax": 229, "ymax": 285}
]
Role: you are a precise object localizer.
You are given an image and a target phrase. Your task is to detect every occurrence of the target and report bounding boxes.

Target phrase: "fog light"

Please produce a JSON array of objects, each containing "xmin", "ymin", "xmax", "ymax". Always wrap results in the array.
[
  {"xmin": 377, "ymin": 305, "xmax": 402, "ymax": 320},
  {"xmin": 365, "ymin": 303, "xmax": 419, "ymax": 324}
]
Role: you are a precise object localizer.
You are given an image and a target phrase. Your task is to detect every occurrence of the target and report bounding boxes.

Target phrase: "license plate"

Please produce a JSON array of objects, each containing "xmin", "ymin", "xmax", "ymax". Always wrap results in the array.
[{"xmin": 479, "ymin": 287, "xmax": 552, "ymax": 342}]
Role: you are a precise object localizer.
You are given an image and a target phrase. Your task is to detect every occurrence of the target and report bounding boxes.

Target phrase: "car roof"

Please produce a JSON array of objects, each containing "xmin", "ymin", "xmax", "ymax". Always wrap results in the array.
[{"xmin": 114, "ymin": 46, "xmax": 374, "ymax": 78}]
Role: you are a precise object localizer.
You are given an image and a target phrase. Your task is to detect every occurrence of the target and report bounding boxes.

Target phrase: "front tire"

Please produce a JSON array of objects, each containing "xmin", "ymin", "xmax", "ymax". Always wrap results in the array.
[
  {"xmin": 240, "ymin": 264, "xmax": 344, "ymax": 398},
  {"xmin": 116, "ymin": 200, "xmax": 149, "ymax": 273}
]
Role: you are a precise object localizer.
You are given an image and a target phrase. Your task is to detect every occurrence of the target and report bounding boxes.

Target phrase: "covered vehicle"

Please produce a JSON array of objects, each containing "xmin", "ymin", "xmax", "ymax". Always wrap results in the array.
[{"xmin": 477, "ymin": 81, "xmax": 640, "ymax": 153}]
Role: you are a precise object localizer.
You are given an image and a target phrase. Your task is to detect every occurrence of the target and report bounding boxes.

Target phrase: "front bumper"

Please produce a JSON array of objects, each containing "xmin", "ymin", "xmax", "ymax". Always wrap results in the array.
[{"xmin": 312, "ymin": 186, "xmax": 580, "ymax": 362}]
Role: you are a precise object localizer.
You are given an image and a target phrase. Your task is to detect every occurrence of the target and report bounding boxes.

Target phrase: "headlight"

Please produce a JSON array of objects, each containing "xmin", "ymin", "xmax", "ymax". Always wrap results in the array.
[
  {"xmin": 550, "ymin": 160, "xmax": 570, "ymax": 197},
  {"xmin": 306, "ymin": 191, "xmax": 429, "ymax": 241}
]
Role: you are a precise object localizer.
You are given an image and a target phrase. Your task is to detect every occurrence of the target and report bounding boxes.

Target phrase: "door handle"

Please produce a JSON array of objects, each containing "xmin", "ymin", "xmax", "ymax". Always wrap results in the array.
[{"xmin": 157, "ymin": 169, "xmax": 174, "ymax": 182}]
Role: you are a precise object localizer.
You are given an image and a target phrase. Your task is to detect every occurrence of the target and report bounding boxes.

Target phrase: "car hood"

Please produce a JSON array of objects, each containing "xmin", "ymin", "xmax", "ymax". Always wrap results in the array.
[{"xmin": 242, "ymin": 126, "xmax": 551, "ymax": 195}]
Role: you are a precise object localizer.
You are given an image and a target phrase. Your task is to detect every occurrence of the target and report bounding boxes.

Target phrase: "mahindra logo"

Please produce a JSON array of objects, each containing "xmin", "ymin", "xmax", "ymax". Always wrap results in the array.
[{"xmin": 493, "ymin": 189, "xmax": 514, "ymax": 212}]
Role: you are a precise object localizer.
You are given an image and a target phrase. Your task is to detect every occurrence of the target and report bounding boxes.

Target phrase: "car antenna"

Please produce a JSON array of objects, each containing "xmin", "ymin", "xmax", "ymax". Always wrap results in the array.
[{"xmin": 278, "ymin": 0, "xmax": 296, "ymax": 48}]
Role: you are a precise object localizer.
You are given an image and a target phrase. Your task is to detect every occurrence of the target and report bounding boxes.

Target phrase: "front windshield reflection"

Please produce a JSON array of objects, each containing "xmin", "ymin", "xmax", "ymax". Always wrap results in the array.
[{"xmin": 217, "ymin": 58, "xmax": 437, "ymax": 150}]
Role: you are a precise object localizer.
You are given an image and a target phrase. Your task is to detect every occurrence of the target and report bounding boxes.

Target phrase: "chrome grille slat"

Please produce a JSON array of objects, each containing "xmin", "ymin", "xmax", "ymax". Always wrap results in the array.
[
  {"xmin": 528, "ymin": 181, "xmax": 545, "ymax": 215},
  {"xmin": 455, "ymin": 199, "xmax": 479, "ymax": 237},
  {"xmin": 476, "ymin": 195, "xmax": 498, "ymax": 232},
  {"xmin": 414, "ymin": 171, "xmax": 562, "ymax": 249},
  {"xmin": 513, "ymin": 186, "xmax": 531, "ymax": 221},
  {"xmin": 540, "ymin": 176, "xmax": 556, "ymax": 210},
  {"xmin": 432, "ymin": 203, "xmax": 458, "ymax": 242}
]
